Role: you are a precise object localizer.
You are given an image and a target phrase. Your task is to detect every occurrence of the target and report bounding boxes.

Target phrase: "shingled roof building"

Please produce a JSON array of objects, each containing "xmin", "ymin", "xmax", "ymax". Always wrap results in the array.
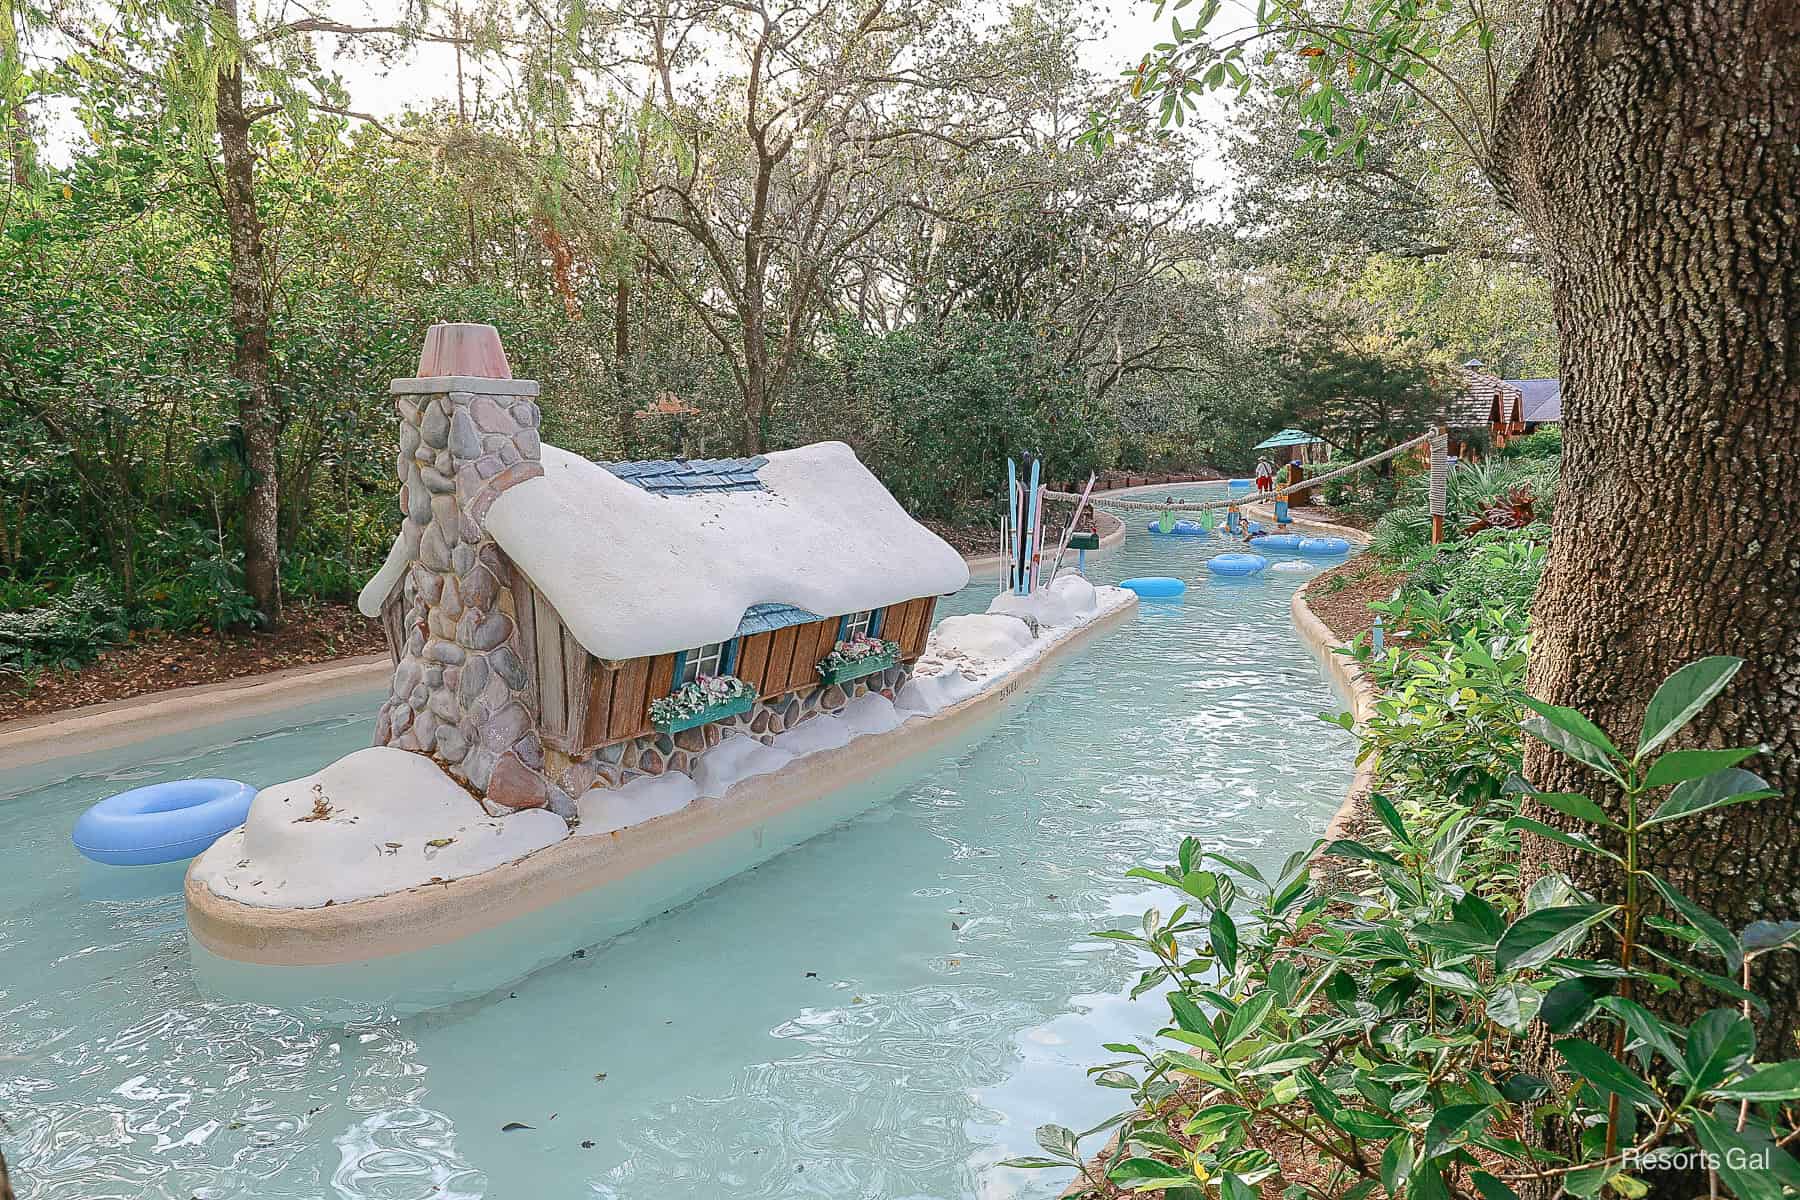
[{"xmin": 358, "ymin": 325, "xmax": 968, "ymax": 815}]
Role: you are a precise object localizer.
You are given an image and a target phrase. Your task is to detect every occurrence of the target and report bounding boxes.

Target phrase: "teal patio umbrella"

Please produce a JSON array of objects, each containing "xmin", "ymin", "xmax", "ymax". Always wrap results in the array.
[{"xmin": 1252, "ymin": 428, "xmax": 1325, "ymax": 450}]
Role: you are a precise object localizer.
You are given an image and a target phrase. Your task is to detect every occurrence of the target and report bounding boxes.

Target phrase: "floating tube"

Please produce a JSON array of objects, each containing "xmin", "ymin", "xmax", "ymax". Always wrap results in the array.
[
  {"xmin": 1253, "ymin": 533, "xmax": 1306, "ymax": 551},
  {"xmin": 1297, "ymin": 537, "xmax": 1352, "ymax": 556},
  {"xmin": 1228, "ymin": 479, "xmax": 1253, "ymax": 492},
  {"xmin": 1145, "ymin": 520, "xmax": 1208, "ymax": 536},
  {"xmin": 1207, "ymin": 553, "xmax": 1268, "ymax": 577},
  {"xmin": 1120, "ymin": 576, "xmax": 1187, "ymax": 598},
  {"xmin": 73, "ymin": 778, "xmax": 256, "ymax": 866}
]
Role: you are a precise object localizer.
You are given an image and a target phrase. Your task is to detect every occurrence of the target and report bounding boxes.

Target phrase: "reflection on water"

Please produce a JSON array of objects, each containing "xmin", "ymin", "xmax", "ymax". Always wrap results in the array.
[{"xmin": 0, "ymin": 491, "xmax": 1356, "ymax": 1199}]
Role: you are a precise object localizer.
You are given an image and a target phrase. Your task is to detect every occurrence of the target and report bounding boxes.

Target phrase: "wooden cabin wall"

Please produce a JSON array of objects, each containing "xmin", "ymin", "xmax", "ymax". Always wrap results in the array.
[
  {"xmin": 509, "ymin": 569, "xmax": 592, "ymax": 754},
  {"xmin": 884, "ymin": 597, "xmax": 937, "ymax": 660},
  {"xmin": 379, "ymin": 586, "xmax": 407, "ymax": 665},
  {"xmin": 552, "ymin": 595, "xmax": 946, "ymax": 755},
  {"xmin": 580, "ymin": 651, "xmax": 678, "ymax": 750}
]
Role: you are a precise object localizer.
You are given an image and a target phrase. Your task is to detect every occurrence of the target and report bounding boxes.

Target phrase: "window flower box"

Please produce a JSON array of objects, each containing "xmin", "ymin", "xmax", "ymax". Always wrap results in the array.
[
  {"xmin": 650, "ymin": 675, "xmax": 756, "ymax": 733},
  {"xmin": 816, "ymin": 635, "xmax": 900, "ymax": 686}
]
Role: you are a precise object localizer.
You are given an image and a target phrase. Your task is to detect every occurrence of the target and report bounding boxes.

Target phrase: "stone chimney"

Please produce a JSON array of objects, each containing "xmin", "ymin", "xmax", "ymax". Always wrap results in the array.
[{"xmin": 374, "ymin": 324, "xmax": 565, "ymax": 815}]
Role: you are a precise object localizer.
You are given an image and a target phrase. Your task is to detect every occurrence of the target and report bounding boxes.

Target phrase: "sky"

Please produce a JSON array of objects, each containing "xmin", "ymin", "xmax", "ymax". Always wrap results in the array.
[{"xmin": 315, "ymin": 0, "xmax": 1178, "ymax": 118}]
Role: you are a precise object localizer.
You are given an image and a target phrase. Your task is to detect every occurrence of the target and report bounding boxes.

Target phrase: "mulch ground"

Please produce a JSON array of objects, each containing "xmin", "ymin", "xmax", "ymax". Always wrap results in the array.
[
  {"xmin": 0, "ymin": 601, "xmax": 387, "ymax": 722},
  {"xmin": 1302, "ymin": 559, "xmax": 1407, "ymax": 643}
]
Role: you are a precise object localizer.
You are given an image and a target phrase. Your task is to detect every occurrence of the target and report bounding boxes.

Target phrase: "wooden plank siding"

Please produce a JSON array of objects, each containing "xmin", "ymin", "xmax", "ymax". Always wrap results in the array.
[
  {"xmin": 501, "ymin": 594, "xmax": 947, "ymax": 755},
  {"xmin": 579, "ymin": 651, "xmax": 678, "ymax": 751},
  {"xmin": 379, "ymin": 587, "xmax": 407, "ymax": 665}
]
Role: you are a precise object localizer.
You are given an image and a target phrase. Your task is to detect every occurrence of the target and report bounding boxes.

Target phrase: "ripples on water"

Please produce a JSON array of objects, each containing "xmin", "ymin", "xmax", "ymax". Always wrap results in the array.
[{"xmin": 0, "ymin": 496, "xmax": 1356, "ymax": 1199}]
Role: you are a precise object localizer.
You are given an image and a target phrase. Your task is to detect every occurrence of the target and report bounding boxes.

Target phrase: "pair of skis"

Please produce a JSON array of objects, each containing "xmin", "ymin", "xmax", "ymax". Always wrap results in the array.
[{"xmin": 1006, "ymin": 458, "xmax": 1046, "ymax": 595}]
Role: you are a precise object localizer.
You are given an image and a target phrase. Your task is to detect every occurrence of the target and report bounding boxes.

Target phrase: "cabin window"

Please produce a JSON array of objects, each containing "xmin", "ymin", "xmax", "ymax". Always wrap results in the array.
[
  {"xmin": 676, "ymin": 639, "xmax": 733, "ymax": 687},
  {"xmin": 839, "ymin": 609, "xmax": 880, "ymax": 641}
]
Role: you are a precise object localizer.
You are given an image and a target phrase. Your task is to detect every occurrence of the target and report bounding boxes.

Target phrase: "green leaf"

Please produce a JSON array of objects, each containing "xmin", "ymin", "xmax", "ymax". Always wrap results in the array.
[
  {"xmin": 1529, "ymin": 790, "xmax": 1619, "ymax": 830},
  {"xmin": 1321, "ymin": 839, "xmax": 1402, "ymax": 868},
  {"xmin": 1644, "ymin": 873, "xmax": 1742, "ymax": 970},
  {"xmin": 1691, "ymin": 1112, "xmax": 1787, "ymax": 1200},
  {"xmin": 1637, "ymin": 656, "xmax": 1743, "ymax": 758},
  {"xmin": 1681, "ymin": 1009, "xmax": 1756, "ymax": 1092},
  {"xmin": 1521, "ymin": 696, "xmax": 1620, "ymax": 759},
  {"xmin": 1423, "ymin": 1103, "xmax": 1490, "ymax": 1159},
  {"xmin": 1036, "ymin": 1123, "xmax": 1082, "ymax": 1161},
  {"xmin": 1472, "ymin": 1171, "xmax": 1520, "ymax": 1200},
  {"xmin": 1743, "ymin": 920, "xmax": 1800, "ymax": 956},
  {"xmin": 1643, "ymin": 767, "xmax": 1775, "ymax": 826},
  {"xmin": 1715, "ymin": 1061, "xmax": 1800, "ymax": 1101},
  {"xmin": 1109, "ymin": 1155, "xmax": 1190, "ymax": 1187},
  {"xmin": 1223, "ymin": 990, "xmax": 1274, "ymax": 1046},
  {"xmin": 1168, "ymin": 991, "xmax": 1213, "ymax": 1038},
  {"xmin": 1540, "ymin": 977, "xmax": 1612, "ymax": 1033},
  {"xmin": 1370, "ymin": 792, "xmax": 1409, "ymax": 843},
  {"xmin": 1523, "ymin": 713, "xmax": 1623, "ymax": 781},
  {"xmin": 1642, "ymin": 746, "xmax": 1761, "ymax": 790},
  {"xmin": 1505, "ymin": 817, "xmax": 1620, "ymax": 863},
  {"xmin": 1495, "ymin": 904, "xmax": 1619, "ymax": 973},
  {"xmin": 1497, "ymin": 1074, "xmax": 1548, "ymax": 1103},
  {"xmin": 1210, "ymin": 908, "xmax": 1240, "ymax": 974},
  {"xmin": 1595, "ymin": 997, "xmax": 1685, "ymax": 1068},
  {"xmin": 1554, "ymin": 1039, "xmax": 1662, "ymax": 1109}
]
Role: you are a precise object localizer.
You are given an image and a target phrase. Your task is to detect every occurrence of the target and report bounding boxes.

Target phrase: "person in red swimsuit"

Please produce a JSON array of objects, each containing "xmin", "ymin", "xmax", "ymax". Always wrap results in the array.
[{"xmin": 1254, "ymin": 458, "xmax": 1274, "ymax": 494}]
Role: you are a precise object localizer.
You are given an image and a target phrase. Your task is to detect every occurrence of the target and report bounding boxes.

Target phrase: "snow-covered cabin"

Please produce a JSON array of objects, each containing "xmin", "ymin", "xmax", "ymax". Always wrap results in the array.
[{"xmin": 357, "ymin": 325, "xmax": 969, "ymax": 813}]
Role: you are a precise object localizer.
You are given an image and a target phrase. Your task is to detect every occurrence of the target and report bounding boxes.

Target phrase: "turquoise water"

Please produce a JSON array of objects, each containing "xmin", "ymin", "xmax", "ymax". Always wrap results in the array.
[{"xmin": 0, "ymin": 494, "xmax": 1356, "ymax": 1199}]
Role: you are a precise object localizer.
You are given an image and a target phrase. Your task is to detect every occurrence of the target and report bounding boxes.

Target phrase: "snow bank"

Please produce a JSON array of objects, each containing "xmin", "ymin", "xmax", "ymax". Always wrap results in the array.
[
  {"xmin": 692, "ymin": 733, "xmax": 794, "ymax": 799},
  {"xmin": 932, "ymin": 613, "xmax": 1034, "ymax": 659},
  {"xmin": 838, "ymin": 692, "xmax": 902, "ymax": 736},
  {"xmin": 191, "ymin": 747, "xmax": 568, "ymax": 908},
  {"xmin": 897, "ymin": 585, "xmax": 1133, "ymax": 718},
  {"xmin": 438, "ymin": 442, "xmax": 971, "ymax": 659},
  {"xmin": 574, "ymin": 772, "xmax": 698, "ymax": 836},
  {"xmin": 988, "ymin": 574, "xmax": 1102, "ymax": 629},
  {"xmin": 773, "ymin": 712, "xmax": 853, "ymax": 758}
]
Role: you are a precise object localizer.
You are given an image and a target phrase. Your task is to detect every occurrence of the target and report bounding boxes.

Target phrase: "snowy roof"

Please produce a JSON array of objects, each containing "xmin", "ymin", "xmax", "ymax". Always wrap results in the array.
[
  {"xmin": 1507, "ymin": 378, "xmax": 1562, "ymax": 423},
  {"xmin": 359, "ymin": 441, "xmax": 970, "ymax": 662}
]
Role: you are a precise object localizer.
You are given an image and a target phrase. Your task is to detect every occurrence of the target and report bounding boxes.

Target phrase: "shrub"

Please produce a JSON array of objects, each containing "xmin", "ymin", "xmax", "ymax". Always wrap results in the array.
[
  {"xmin": 1016, "ymin": 659, "xmax": 1800, "ymax": 1200},
  {"xmin": 0, "ymin": 577, "xmax": 128, "ymax": 674}
]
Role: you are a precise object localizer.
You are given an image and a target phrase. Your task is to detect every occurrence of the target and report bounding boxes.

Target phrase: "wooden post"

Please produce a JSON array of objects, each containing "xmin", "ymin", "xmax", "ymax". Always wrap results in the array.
[{"xmin": 1429, "ymin": 424, "xmax": 1449, "ymax": 545}]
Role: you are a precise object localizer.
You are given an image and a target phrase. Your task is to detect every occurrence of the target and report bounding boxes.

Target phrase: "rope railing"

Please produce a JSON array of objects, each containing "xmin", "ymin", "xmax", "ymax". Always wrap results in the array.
[{"xmin": 1040, "ymin": 431, "xmax": 1440, "ymax": 513}]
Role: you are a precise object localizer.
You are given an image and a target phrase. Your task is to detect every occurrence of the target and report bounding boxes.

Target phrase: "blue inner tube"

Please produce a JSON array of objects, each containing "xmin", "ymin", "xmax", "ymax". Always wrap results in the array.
[
  {"xmin": 1298, "ymin": 536, "xmax": 1352, "ymax": 556},
  {"xmin": 73, "ymin": 778, "xmax": 256, "ymax": 866},
  {"xmin": 1146, "ymin": 520, "xmax": 1208, "ymax": 536},
  {"xmin": 1228, "ymin": 479, "xmax": 1253, "ymax": 492},
  {"xmin": 1208, "ymin": 553, "xmax": 1269, "ymax": 577},
  {"xmin": 1254, "ymin": 533, "xmax": 1307, "ymax": 551},
  {"xmin": 1120, "ymin": 576, "xmax": 1187, "ymax": 598}
]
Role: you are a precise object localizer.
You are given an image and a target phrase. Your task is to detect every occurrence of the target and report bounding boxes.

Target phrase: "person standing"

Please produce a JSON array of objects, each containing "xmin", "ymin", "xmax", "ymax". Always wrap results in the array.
[{"xmin": 1254, "ymin": 458, "xmax": 1274, "ymax": 495}]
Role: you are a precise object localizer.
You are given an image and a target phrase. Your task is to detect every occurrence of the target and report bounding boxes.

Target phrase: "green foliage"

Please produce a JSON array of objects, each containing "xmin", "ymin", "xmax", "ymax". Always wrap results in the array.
[
  {"xmin": 831, "ymin": 317, "xmax": 1116, "ymax": 524},
  {"xmin": 1027, "ymin": 659, "xmax": 1799, "ymax": 1200},
  {"xmin": 0, "ymin": 578, "xmax": 128, "ymax": 674},
  {"xmin": 1371, "ymin": 457, "xmax": 1560, "ymax": 565},
  {"xmin": 1500, "ymin": 426, "xmax": 1562, "ymax": 462}
]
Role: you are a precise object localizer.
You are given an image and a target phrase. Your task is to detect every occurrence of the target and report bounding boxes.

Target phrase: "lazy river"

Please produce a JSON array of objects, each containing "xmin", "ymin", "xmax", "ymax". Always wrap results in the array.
[{"xmin": 0, "ymin": 490, "xmax": 1357, "ymax": 1200}]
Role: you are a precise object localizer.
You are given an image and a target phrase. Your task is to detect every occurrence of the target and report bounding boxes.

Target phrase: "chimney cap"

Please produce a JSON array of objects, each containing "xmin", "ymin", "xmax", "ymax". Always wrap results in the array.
[{"xmin": 417, "ymin": 323, "xmax": 513, "ymax": 379}]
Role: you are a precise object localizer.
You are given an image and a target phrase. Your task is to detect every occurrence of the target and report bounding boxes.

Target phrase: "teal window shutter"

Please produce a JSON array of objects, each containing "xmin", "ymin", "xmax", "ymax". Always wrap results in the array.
[
  {"xmin": 669, "ymin": 651, "xmax": 688, "ymax": 693},
  {"xmin": 869, "ymin": 607, "xmax": 885, "ymax": 637}
]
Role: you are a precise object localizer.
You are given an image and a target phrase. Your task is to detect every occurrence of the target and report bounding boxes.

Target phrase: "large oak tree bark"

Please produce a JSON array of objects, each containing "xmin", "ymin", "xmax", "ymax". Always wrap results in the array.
[
  {"xmin": 213, "ymin": 6, "xmax": 284, "ymax": 626},
  {"xmin": 1493, "ymin": 0, "xmax": 1799, "ymax": 1047}
]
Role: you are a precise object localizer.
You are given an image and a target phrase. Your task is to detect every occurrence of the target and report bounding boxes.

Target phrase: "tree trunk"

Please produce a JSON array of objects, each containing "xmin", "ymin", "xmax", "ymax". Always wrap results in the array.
[
  {"xmin": 1494, "ymin": 0, "xmax": 1799, "ymax": 1047},
  {"xmin": 213, "ymin": 21, "xmax": 283, "ymax": 626}
]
